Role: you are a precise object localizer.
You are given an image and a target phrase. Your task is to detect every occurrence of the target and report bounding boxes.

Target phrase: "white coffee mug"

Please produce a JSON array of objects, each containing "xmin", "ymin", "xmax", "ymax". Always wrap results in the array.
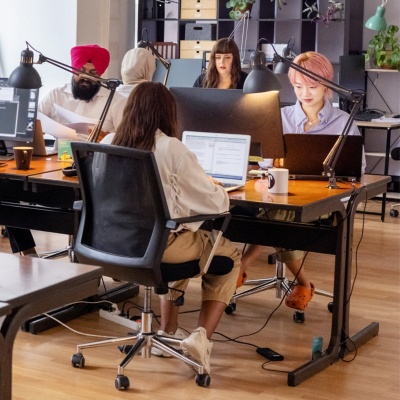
[{"xmin": 268, "ymin": 168, "xmax": 289, "ymax": 194}]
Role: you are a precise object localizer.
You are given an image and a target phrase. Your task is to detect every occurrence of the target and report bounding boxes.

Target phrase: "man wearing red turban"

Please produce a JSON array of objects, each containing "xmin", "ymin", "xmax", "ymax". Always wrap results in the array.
[
  {"xmin": 7, "ymin": 44, "xmax": 127, "ymax": 257},
  {"xmin": 38, "ymin": 43, "xmax": 126, "ymax": 134}
]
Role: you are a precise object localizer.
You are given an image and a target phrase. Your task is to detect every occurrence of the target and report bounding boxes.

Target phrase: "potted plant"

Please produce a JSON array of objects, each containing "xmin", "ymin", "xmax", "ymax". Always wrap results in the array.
[
  {"xmin": 226, "ymin": 0, "xmax": 256, "ymax": 21},
  {"xmin": 366, "ymin": 25, "xmax": 400, "ymax": 71}
]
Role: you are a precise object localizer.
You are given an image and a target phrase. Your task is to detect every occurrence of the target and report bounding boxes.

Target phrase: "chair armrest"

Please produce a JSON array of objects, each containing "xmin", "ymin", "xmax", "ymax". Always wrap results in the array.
[{"xmin": 167, "ymin": 212, "xmax": 231, "ymax": 233}]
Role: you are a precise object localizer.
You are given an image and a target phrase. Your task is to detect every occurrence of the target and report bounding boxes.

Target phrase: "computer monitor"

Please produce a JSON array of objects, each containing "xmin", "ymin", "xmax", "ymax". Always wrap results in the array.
[
  {"xmin": 0, "ymin": 78, "xmax": 39, "ymax": 155},
  {"xmin": 169, "ymin": 87, "xmax": 285, "ymax": 159}
]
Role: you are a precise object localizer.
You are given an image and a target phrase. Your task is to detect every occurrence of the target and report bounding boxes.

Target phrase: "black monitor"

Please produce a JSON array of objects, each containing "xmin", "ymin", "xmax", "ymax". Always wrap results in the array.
[
  {"xmin": 338, "ymin": 55, "xmax": 365, "ymax": 113},
  {"xmin": 0, "ymin": 78, "xmax": 39, "ymax": 155},
  {"xmin": 169, "ymin": 87, "xmax": 285, "ymax": 159}
]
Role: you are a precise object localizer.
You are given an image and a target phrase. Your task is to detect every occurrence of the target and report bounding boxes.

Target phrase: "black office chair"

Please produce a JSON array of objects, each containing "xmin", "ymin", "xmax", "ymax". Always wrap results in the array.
[{"xmin": 69, "ymin": 142, "xmax": 233, "ymax": 391}]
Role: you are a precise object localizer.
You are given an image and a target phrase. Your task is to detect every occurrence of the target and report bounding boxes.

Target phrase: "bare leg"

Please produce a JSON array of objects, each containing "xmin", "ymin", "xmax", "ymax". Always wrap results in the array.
[
  {"xmin": 158, "ymin": 298, "xmax": 180, "ymax": 334},
  {"xmin": 197, "ymin": 300, "xmax": 226, "ymax": 340},
  {"xmin": 240, "ymin": 244, "xmax": 264, "ymax": 276},
  {"xmin": 285, "ymin": 259, "xmax": 311, "ymax": 289}
]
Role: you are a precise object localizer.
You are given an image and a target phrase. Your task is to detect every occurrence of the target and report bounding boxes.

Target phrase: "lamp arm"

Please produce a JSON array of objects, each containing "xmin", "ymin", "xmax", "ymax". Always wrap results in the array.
[
  {"xmin": 274, "ymin": 53, "xmax": 365, "ymax": 187},
  {"xmin": 137, "ymin": 41, "xmax": 171, "ymax": 85}
]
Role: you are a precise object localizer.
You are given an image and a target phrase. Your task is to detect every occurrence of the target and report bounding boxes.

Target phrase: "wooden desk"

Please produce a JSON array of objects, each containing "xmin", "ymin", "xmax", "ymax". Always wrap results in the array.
[
  {"xmin": 0, "ymin": 161, "xmax": 391, "ymax": 386},
  {"xmin": 227, "ymin": 174, "xmax": 390, "ymax": 386},
  {"xmin": 0, "ymin": 253, "xmax": 102, "ymax": 400},
  {"xmin": 356, "ymin": 120, "xmax": 400, "ymax": 220}
]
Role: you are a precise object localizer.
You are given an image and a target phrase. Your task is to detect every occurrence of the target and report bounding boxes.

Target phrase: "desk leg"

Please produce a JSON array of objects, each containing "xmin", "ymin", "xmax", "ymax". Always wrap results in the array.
[
  {"xmin": 288, "ymin": 210, "xmax": 347, "ymax": 386},
  {"xmin": 380, "ymin": 127, "xmax": 392, "ymax": 221},
  {"xmin": 342, "ymin": 191, "xmax": 379, "ymax": 356}
]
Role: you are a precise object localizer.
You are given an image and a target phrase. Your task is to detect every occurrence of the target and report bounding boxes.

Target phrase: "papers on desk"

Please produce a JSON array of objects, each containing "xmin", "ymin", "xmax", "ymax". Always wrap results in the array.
[
  {"xmin": 38, "ymin": 107, "xmax": 97, "ymax": 141},
  {"xmin": 371, "ymin": 116, "xmax": 400, "ymax": 123}
]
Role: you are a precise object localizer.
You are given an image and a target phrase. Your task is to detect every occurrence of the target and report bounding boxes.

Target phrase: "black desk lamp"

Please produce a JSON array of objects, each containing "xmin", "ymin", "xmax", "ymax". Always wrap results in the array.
[
  {"xmin": 137, "ymin": 29, "xmax": 171, "ymax": 86},
  {"xmin": 245, "ymin": 41, "xmax": 366, "ymax": 188},
  {"xmin": 8, "ymin": 42, "xmax": 122, "ymax": 176}
]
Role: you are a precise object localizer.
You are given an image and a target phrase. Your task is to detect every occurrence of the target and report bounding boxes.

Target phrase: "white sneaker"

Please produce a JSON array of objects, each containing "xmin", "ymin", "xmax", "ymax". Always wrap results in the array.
[
  {"xmin": 151, "ymin": 327, "xmax": 188, "ymax": 358},
  {"xmin": 180, "ymin": 327, "xmax": 213, "ymax": 374}
]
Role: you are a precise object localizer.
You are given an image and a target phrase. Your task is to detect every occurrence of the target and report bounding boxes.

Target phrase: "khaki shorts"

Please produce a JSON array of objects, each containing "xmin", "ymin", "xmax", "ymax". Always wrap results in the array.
[{"xmin": 161, "ymin": 229, "xmax": 241, "ymax": 305}]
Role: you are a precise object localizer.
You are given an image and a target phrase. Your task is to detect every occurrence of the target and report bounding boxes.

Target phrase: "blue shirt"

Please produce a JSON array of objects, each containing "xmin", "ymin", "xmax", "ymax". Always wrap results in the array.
[{"xmin": 281, "ymin": 100, "xmax": 365, "ymax": 172}]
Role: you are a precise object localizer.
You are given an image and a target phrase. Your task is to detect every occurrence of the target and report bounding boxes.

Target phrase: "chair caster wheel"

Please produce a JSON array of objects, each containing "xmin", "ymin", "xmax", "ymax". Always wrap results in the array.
[
  {"xmin": 118, "ymin": 345, "xmax": 133, "ymax": 354},
  {"xmin": 293, "ymin": 311, "xmax": 305, "ymax": 323},
  {"xmin": 327, "ymin": 302, "xmax": 334, "ymax": 313},
  {"xmin": 115, "ymin": 374, "xmax": 130, "ymax": 390},
  {"xmin": 225, "ymin": 302, "xmax": 236, "ymax": 314},
  {"xmin": 195, "ymin": 373, "xmax": 211, "ymax": 387},
  {"xmin": 390, "ymin": 209, "xmax": 399, "ymax": 218},
  {"xmin": 71, "ymin": 353, "xmax": 85, "ymax": 368}
]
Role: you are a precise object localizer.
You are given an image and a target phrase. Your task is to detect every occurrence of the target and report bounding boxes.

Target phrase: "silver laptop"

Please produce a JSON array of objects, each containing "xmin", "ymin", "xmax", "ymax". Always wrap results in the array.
[{"xmin": 182, "ymin": 131, "xmax": 251, "ymax": 192}]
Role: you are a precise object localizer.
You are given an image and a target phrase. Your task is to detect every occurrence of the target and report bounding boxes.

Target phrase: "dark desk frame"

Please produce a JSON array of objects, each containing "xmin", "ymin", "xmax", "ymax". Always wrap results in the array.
[
  {"xmin": 0, "ymin": 157, "xmax": 391, "ymax": 386},
  {"xmin": 0, "ymin": 254, "xmax": 102, "ymax": 400},
  {"xmin": 226, "ymin": 175, "xmax": 389, "ymax": 386}
]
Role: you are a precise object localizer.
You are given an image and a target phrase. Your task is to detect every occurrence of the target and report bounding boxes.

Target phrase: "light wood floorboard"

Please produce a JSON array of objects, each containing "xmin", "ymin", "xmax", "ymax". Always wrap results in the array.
[{"xmin": 1, "ymin": 198, "xmax": 399, "ymax": 399}]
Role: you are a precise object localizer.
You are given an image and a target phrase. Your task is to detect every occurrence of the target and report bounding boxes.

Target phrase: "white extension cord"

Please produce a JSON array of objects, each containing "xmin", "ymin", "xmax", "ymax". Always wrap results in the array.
[{"xmin": 99, "ymin": 305, "xmax": 141, "ymax": 331}]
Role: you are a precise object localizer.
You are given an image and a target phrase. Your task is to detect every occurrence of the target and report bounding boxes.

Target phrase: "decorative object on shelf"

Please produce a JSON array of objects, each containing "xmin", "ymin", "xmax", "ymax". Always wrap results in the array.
[
  {"xmin": 302, "ymin": 1, "xmax": 344, "ymax": 26},
  {"xmin": 365, "ymin": 0, "xmax": 388, "ymax": 32},
  {"xmin": 226, "ymin": 0, "xmax": 255, "ymax": 21},
  {"xmin": 366, "ymin": 25, "xmax": 400, "ymax": 71}
]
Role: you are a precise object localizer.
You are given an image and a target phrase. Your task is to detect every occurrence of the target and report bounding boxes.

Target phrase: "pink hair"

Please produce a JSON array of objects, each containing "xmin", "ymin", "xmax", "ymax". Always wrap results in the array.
[{"xmin": 288, "ymin": 51, "xmax": 333, "ymax": 99}]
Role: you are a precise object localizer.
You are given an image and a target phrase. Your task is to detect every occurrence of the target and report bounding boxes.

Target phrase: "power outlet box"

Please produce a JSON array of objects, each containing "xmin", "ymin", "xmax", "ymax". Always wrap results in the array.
[{"xmin": 99, "ymin": 308, "xmax": 141, "ymax": 331}]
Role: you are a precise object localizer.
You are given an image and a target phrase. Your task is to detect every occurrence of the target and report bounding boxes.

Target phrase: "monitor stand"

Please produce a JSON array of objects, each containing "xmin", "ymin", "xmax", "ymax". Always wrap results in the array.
[{"xmin": 0, "ymin": 140, "xmax": 7, "ymax": 156}]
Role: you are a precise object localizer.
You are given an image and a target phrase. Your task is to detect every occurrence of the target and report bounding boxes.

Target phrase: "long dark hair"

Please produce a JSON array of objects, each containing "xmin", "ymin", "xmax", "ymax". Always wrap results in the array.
[
  {"xmin": 202, "ymin": 38, "xmax": 242, "ymax": 89},
  {"xmin": 112, "ymin": 82, "xmax": 178, "ymax": 150}
]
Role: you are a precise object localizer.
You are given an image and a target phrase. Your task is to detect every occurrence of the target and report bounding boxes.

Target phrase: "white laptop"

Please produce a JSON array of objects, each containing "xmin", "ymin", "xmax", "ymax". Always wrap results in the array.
[{"xmin": 182, "ymin": 131, "xmax": 251, "ymax": 192}]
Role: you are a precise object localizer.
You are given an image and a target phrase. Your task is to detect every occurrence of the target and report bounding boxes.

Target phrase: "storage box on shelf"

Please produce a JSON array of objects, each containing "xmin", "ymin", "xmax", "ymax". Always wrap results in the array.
[
  {"xmin": 180, "ymin": 40, "xmax": 216, "ymax": 59},
  {"xmin": 181, "ymin": 0, "xmax": 217, "ymax": 19}
]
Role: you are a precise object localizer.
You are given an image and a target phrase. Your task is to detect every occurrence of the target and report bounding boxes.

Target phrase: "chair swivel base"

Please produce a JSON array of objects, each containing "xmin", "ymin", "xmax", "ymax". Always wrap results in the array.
[{"xmin": 71, "ymin": 287, "xmax": 211, "ymax": 391}]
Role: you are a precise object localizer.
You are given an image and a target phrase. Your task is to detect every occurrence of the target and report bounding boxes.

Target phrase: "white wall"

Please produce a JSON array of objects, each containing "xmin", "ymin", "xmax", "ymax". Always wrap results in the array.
[
  {"xmin": 363, "ymin": 1, "xmax": 400, "ymax": 178},
  {"xmin": 0, "ymin": 0, "xmax": 136, "ymax": 99}
]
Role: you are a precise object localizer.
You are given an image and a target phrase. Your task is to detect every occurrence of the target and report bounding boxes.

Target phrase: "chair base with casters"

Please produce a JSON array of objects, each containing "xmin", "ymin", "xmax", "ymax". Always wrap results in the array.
[
  {"xmin": 71, "ymin": 256, "xmax": 232, "ymax": 390},
  {"xmin": 39, "ymin": 235, "xmax": 75, "ymax": 260},
  {"xmin": 69, "ymin": 142, "xmax": 235, "ymax": 391},
  {"xmin": 225, "ymin": 253, "xmax": 333, "ymax": 323},
  {"xmin": 389, "ymin": 203, "xmax": 399, "ymax": 218}
]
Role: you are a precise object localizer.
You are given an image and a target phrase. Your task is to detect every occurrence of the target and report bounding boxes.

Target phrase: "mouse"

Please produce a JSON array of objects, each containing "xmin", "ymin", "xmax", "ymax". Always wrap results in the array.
[{"xmin": 393, "ymin": 114, "xmax": 400, "ymax": 118}]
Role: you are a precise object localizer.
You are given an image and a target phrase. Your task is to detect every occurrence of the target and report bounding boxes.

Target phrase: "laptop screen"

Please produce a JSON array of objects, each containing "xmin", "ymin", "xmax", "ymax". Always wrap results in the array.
[
  {"xmin": 283, "ymin": 134, "xmax": 363, "ymax": 180},
  {"xmin": 182, "ymin": 131, "xmax": 251, "ymax": 186}
]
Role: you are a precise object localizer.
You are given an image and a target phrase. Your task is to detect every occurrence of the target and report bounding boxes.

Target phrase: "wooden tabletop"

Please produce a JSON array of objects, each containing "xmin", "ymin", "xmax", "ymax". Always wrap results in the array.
[
  {"xmin": 228, "ymin": 174, "xmax": 390, "ymax": 222},
  {"xmin": 356, "ymin": 120, "xmax": 400, "ymax": 129},
  {"xmin": 0, "ymin": 155, "xmax": 72, "ymax": 181},
  {"xmin": 0, "ymin": 253, "xmax": 102, "ymax": 308}
]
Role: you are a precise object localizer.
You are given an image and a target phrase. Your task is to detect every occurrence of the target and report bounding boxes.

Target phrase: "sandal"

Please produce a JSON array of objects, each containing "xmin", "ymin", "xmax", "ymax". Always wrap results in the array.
[
  {"xmin": 236, "ymin": 272, "xmax": 248, "ymax": 288},
  {"xmin": 285, "ymin": 283, "xmax": 315, "ymax": 310}
]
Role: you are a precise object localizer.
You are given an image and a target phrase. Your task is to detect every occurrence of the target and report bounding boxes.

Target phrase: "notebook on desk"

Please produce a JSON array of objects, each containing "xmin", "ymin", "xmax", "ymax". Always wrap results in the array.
[
  {"xmin": 182, "ymin": 131, "xmax": 251, "ymax": 192},
  {"xmin": 283, "ymin": 134, "xmax": 363, "ymax": 181}
]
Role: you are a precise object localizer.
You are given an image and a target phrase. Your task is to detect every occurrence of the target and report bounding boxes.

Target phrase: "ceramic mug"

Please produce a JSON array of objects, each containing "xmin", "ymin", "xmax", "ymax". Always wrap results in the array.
[
  {"xmin": 13, "ymin": 147, "xmax": 33, "ymax": 170},
  {"xmin": 267, "ymin": 168, "xmax": 289, "ymax": 194}
]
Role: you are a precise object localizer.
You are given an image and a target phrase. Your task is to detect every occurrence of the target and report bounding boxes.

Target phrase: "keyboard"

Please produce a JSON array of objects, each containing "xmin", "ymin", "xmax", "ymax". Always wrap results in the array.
[{"xmin": 355, "ymin": 110, "xmax": 384, "ymax": 121}]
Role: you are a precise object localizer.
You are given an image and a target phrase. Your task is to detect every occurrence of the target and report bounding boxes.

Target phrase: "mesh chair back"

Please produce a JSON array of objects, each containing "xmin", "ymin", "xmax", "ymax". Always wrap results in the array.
[{"xmin": 72, "ymin": 142, "xmax": 173, "ymax": 287}]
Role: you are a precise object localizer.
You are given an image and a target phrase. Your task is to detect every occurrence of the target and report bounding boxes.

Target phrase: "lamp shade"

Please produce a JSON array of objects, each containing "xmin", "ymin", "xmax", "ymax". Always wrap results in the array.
[
  {"xmin": 8, "ymin": 48, "xmax": 42, "ymax": 89},
  {"xmin": 365, "ymin": 5, "xmax": 387, "ymax": 31},
  {"xmin": 243, "ymin": 50, "xmax": 282, "ymax": 93}
]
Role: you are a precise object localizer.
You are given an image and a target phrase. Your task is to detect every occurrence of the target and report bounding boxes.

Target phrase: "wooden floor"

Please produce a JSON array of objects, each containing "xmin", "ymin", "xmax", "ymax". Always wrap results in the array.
[{"xmin": 2, "ymin": 198, "xmax": 399, "ymax": 400}]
